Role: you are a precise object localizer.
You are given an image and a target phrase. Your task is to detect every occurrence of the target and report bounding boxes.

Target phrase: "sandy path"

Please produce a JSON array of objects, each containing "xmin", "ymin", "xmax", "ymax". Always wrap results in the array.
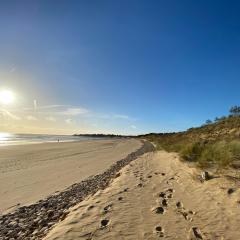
[
  {"xmin": 0, "ymin": 139, "xmax": 142, "ymax": 214},
  {"xmin": 44, "ymin": 151, "xmax": 240, "ymax": 240}
]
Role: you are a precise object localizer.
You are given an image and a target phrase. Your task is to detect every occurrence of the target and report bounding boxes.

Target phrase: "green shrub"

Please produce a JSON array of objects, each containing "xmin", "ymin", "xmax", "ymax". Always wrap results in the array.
[
  {"xmin": 180, "ymin": 142, "xmax": 204, "ymax": 162},
  {"xmin": 228, "ymin": 140, "xmax": 240, "ymax": 159},
  {"xmin": 198, "ymin": 141, "xmax": 231, "ymax": 167}
]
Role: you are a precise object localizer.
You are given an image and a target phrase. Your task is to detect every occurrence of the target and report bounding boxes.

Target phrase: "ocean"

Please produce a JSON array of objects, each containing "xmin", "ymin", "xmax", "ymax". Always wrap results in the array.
[{"xmin": 0, "ymin": 132, "xmax": 100, "ymax": 146}]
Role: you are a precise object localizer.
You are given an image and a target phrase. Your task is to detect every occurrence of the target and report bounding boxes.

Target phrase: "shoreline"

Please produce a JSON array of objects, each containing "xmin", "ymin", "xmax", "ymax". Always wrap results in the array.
[
  {"xmin": 0, "ymin": 140, "xmax": 154, "ymax": 239},
  {"xmin": 0, "ymin": 137, "xmax": 114, "ymax": 148},
  {"xmin": 0, "ymin": 139, "xmax": 142, "ymax": 213}
]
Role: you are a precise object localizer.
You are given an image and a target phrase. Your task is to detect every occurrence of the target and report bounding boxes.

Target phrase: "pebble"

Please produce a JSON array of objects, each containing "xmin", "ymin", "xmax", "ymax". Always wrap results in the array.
[{"xmin": 0, "ymin": 141, "xmax": 154, "ymax": 239}]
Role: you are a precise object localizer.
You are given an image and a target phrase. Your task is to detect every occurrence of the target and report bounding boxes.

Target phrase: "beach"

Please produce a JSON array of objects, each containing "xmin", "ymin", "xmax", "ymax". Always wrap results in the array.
[
  {"xmin": 1, "ymin": 141, "xmax": 240, "ymax": 239},
  {"xmin": 44, "ymin": 151, "xmax": 240, "ymax": 240},
  {"xmin": 0, "ymin": 138, "xmax": 142, "ymax": 214}
]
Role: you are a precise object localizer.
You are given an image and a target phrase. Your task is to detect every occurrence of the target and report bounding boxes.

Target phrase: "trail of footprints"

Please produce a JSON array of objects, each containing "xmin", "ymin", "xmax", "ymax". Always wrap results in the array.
[
  {"xmin": 81, "ymin": 168, "xmax": 204, "ymax": 239},
  {"xmin": 150, "ymin": 174, "xmax": 204, "ymax": 239}
]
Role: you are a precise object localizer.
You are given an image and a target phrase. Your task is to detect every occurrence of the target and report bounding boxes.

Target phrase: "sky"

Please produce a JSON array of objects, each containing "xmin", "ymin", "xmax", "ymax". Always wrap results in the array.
[{"xmin": 0, "ymin": 0, "xmax": 240, "ymax": 135}]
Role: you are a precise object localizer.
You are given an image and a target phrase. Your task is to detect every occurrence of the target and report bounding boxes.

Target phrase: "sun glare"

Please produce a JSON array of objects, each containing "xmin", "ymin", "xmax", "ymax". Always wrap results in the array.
[{"xmin": 0, "ymin": 90, "xmax": 15, "ymax": 105}]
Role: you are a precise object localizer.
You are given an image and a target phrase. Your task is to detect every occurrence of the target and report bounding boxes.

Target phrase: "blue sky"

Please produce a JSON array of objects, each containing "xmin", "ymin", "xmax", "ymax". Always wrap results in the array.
[{"xmin": 0, "ymin": 0, "xmax": 240, "ymax": 134}]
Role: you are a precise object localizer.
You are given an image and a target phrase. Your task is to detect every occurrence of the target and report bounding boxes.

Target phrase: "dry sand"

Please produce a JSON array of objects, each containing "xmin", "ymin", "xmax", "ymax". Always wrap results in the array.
[
  {"xmin": 0, "ymin": 139, "xmax": 142, "ymax": 214},
  {"xmin": 44, "ymin": 151, "xmax": 240, "ymax": 240}
]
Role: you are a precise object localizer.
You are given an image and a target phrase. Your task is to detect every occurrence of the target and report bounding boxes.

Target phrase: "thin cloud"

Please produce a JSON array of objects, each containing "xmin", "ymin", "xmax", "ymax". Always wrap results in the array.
[
  {"xmin": 39, "ymin": 104, "xmax": 70, "ymax": 109},
  {"xmin": 130, "ymin": 125, "xmax": 137, "ymax": 129},
  {"xmin": 26, "ymin": 115, "xmax": 37, "ymax": 121},
  {"xmin": 23, "ymin": 104, "xmax": 70, "ymax": 111},
  {"xmin": 0, "ymin": 109, "xmax": 21, "ymax": 120},
  {"xmin": 60, "ymin": 108, "xmax": 88, "ymax": 116},
  {"xmin": 113, "ymin": 114, "xmax": 129, "ymax": 119},
  {"xmin": 99, "ymin": 113, "xmax": 137, "ymax": 121},
  {"xmin": 45, "ymin": 116, "xmax": 56, "ymax": 122},
  {"xmin": 65, "ymin": 118, "xmax": 73, "ymax": 124}
]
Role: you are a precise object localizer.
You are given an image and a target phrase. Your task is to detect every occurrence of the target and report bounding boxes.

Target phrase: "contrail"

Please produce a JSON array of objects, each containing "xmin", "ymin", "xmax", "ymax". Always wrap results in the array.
[{"xmin": 33, "ymin": 100, "xmax": 37, "ymax": 111}]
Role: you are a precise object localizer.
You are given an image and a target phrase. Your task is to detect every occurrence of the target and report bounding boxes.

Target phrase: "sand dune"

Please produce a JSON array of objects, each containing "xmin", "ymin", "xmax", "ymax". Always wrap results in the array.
[
  {"xmin": 0, "ymin": 139, "xmax": 142, "ymax": 214},
  {"xmin": 44, "ymin": 151, "xmax": 240, "ymax": 240}
]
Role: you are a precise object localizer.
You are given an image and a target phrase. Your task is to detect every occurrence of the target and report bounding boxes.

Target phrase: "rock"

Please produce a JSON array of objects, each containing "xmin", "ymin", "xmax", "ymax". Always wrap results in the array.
[
  {"xmin": 188, "ymin": 227, "xmax": 203, "ymax": 239},
  {"xmin": 47, "ymin": 210, "xmax": 54, "ymax": 218},
  {"xmin": 201, "ymin": 171, "xmax": 210, "ymax": 181}
]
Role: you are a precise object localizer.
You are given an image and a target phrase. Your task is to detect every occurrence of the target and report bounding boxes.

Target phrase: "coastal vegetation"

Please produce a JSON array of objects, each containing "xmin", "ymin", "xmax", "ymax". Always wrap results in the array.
[{"xmin": 140, "ymin": 106, "xmax": 240, "ymax": 168}]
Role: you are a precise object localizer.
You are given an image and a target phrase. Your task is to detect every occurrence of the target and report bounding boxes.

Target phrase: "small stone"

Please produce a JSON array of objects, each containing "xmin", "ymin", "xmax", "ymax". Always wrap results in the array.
[
  {"xmin": 201, "ymin": 171, "xmax": 210, "ymax": 181},
  {"xmin": 188, "ymin": 227, "xmax": 203, "ymax": 239},
  {"xmin": 115, "ymin": 172, "xmax": 121, "ymax": 178},
  {"xmin": 47, "ymin": 210, "xmax": 54, "ymax": 218}
]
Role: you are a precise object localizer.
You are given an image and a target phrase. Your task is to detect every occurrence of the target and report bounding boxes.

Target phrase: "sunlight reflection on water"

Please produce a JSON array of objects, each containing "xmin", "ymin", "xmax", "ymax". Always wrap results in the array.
[{"xmin": 0, "ymin": 132, "xmax": 12, "ymax": 142}]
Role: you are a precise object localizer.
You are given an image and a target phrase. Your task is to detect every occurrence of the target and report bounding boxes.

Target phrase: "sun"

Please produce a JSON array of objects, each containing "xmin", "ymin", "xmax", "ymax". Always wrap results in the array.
[{"xmin": 0, "ymin": 90, "xmax": 15, "ymax": 105}]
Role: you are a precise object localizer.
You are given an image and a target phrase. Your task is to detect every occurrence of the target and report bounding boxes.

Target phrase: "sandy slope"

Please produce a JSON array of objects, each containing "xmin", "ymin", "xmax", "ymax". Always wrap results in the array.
[
  {"xmin": 44, "ymin": 151, "xmax": 240, "ymax": 240},
  {"xmin": 0, "ymin": 139, "xmax": 142, "ymax": 214}
]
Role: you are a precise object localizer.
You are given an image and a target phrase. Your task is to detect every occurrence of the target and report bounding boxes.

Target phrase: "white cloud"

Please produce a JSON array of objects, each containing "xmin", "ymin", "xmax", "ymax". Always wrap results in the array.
[
  {"xmin": 60, "ymin": 108, "xmax": 88, "ymax": 116},
  {"xmin": 26, "ymin": 115, "xmax": 37, "ymax": 121},
  {"xmin": 39, "ymin": 104, "xmax": 69, "ymax": 110},
  {"xmin": 130, "ymin": 125, "xmax": 137, "ymax": 129},
  {"xmin": 65, "ymin": 118, "xmax": 73, "ymax": 124},
  {"xmin": 45, "ymin": 116, "xmax": 56, "ymax": 122},
  {"xmin": 0, "ymin": 109, "xmax": 21, "ymax": 120},
  {"xmin": 113, "ymin": 114, "xmax": 129, "ymax": 119},
  {"xmin": 23, "ymin": 104, "xmax": 70, "ymax": 111}
]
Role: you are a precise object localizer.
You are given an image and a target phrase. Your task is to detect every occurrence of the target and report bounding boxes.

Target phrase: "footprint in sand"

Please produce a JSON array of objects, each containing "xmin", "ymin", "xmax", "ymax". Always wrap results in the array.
[
  {"xmin": 100, "ymin": 219, "xmax": 110, "ymax": 228},
  {"xmin": 159, "ymin": 192, "xmax": 166, "ymax": 198},
  {"xmin": 166, "ymin": 188, "xmax": 174, "ymax": 193},
  {"xmin": 153, "ymin": 206, "xmax": 165, "ymax": 214},
  {"xmin": 176, "ymin": 201, "xmax": 194, "ymax": 221},
  {"xmin": 167, "ymin": 193, "xmax": 173, "ymax": 199},
  {"xmin": 159, "ymin": 189, "xmax": 174, "ymax": 200},
  {"xmin": 161, "ymin": 173, "xmax": 166, "ymax": 176},
  {"xmin": 161, "ymin": 199, "xmax": 168, "ymax": 207},
  {"xmin": 147, "ymin": 175, "xmax": 152, "ymax": 178},
  {"xmin": 176, "ymin": 201, "xmax": 183, "ymax": 209},
  {"xmin": 155, "ymin": 226, "xmax": 164, "ymax": 237},
  {"xmin": 87, "ymin": 205, "xmax": 95, "ymax": 210},
  {"xmin": 103, "ymin": 204, "xmax": 113, "ymax": 214},
  {"xmin": 118, "ymin": 196, "xmax": 123, "ymax": 201}
]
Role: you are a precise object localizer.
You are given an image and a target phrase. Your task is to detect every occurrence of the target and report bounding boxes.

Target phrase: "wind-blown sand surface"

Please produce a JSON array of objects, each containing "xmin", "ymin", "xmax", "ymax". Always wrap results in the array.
[
  {"xmin": 0, "ymin": 139, "xmax": 142, "ymax": 214},
  {"xmin": 44, "ymin": 151, "xmax": 240, "ymax": 240}
]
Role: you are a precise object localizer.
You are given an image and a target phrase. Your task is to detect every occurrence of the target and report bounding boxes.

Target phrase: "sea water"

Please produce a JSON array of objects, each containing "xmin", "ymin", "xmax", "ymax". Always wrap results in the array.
[{"xmin": 0, "ymin": 132, "xmax": 98, "ymax": 146}]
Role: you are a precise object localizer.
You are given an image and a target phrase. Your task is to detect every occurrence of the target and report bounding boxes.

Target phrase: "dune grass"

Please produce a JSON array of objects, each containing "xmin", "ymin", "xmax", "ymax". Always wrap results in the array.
[{"xmin": 141, "ymin": 115, "xmax": 240, "ymax": 168}]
